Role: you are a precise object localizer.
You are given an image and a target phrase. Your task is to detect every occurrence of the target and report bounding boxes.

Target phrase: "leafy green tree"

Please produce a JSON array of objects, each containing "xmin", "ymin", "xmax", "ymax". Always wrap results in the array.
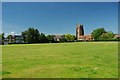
[
  {"xmin": 39, "ymin": 33, "xmax": 48, "ymax": 43},
  {"xmin": 106, "ymin": 31, "xmax": 115, "ymax": 39},
  {"xmin": 91, "ymin": 28, "xmax": 106, "ymax": 40},
  {"xmin": 99, "ymin": 33, "xmax": 108, "ymax": 40},
  {"xmin": 2, "ymin": 33, "xmax": 4, "ymax": 40},
  {"xmin": 1, "ymin": 33, "xmax": 5, "ymax": 44},
  {"xmin": 22, "ymin": 31, "xmax": 27, "ymax": 42},
  {"xmin": 99, "ymin": 31, "xmax": 115, "ymax": 40},
  {"xmin": 0, "ymin": 34, "xmax": 1, "ymax": 38},
  {"xmin": 46, "ymin": 35, "xmax": 55, "ymax": 43},
  {"xmin": 0, "ymin": 34, "xmax": 2, "ymax": 44},
  {"xmin": 22, "ymin": 27, "xmax": 40, "ymax": 43},
  {"xmin": 7, "ymin": 35, "xmax": 12, "ymax": 43},
  {"xmin": 64, "ymin": 34, "xmax": 75, "ymax": 42}
]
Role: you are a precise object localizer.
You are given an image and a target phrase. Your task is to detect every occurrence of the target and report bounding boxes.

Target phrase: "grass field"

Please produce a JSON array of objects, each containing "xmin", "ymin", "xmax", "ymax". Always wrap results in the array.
[{"xmin": 2, "ymin": 42, "xmax": 118, "ymax": 78}]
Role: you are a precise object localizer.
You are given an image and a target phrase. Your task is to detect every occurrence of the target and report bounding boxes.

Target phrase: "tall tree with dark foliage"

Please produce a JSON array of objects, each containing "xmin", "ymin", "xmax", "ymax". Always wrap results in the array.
[{"xmin": 22, "ymin": 27, "xmax": 40, "ymax": 43}]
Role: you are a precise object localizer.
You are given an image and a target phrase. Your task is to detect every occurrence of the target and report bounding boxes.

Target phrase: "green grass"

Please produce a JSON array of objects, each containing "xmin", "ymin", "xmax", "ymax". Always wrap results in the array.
[{"xmin": 2, "ymin": 42, "xmax": 118, "ymax": 78}]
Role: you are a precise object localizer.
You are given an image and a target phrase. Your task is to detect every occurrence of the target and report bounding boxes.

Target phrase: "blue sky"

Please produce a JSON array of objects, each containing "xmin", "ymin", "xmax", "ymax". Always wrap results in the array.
[
  {"xmin": 2, "ymin": 2, "xmax": 118, "ymax": 36},
  {"xmin": 2, "ymin": 0, "xmax": 120, "ymax": 2}
]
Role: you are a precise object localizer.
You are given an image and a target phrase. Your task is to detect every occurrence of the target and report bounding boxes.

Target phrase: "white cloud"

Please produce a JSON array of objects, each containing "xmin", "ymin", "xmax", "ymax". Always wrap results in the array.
[
  {"xmin": 10, "ymin": 32, "xmax": 15, "ymax": 34},
  {"xmin": 9, "ymin": 32, "xmax": 15, "ymax": 35},
  {"xmin": 4, "ymin": 33, "xmax": 8, "ymax": 37},
  {"xmin": 15, "ymin": 34, "xmax": 21, "ymax": 35},
  {"xmin": 5, "ymin": 33, "xmax": 7, "ymax": 35}
]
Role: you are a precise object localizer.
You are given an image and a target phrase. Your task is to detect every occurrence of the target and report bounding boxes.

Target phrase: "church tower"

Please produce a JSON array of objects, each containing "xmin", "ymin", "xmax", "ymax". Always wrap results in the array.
[{"xmin": 76, "ymin": 24, "xmax": 84, "ymax": 40}]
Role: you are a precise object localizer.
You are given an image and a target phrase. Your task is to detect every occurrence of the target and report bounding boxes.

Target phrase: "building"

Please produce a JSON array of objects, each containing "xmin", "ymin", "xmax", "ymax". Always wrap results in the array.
[
  {"xmin": 76, "ymin": 24, "xmax": 93, "ymax": 41},
  {"xmin": 114, "ymin": 34, "xmax": 120, "ymax": 39},
  {"xmin": 76, "ymin": 24, "xmax": 84, "ymax": 40},
  {"xmin": 78, "ymin": 35, "xmax": 92, "ymax": 41},
  {"xmin": 54, "ymin": 35, "xmax": 64, "ymax": 41},
  {"xmin": 7, "ymin": 35, "xmax": 24, "ymax": 43}
]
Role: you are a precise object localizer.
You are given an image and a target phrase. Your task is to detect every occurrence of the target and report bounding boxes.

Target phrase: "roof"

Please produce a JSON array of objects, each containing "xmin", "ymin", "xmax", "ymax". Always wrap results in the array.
[
  {"xmin": 114, "ymin": 34, "xmax": 120, "ymax": 38},
  {"xmin": 54, "ymin": 35, "xmax": 64, "ymax": 38},
  {"xmin": 78, "ymin": 35, "xmax": 92, "ymax": 40},
  {"xmin": 79, "ymin": 35, "xmax": 92, "ymax": 38},
  {"xmin": 53, "ymin": 35, "xmax": 64, "ymax": 40}
]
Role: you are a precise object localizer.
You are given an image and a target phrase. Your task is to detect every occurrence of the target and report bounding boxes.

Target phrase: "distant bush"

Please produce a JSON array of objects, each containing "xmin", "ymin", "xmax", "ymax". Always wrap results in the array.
[{"xmin": 8, "ymin": 42, "xmax": 28, "ymax": 44}]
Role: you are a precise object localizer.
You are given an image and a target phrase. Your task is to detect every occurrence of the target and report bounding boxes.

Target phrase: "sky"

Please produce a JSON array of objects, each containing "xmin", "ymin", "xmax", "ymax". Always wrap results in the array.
[
  {"xmin": 0, "ymin": 2, "xmax": 1, "ymax": 34},
  {"xmin": 2, "ymin": 2, "xmax": 118, "ymax": 37},
  {"xmin": 1, "ymin": 0, "xmax": 120, "ymax": 2}
]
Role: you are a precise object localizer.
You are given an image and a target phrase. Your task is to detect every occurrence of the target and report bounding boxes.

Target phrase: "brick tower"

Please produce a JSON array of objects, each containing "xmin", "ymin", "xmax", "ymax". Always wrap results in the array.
[{"xmin": 76, "ymin": 24, "xmax": 84, "ymax": 40}]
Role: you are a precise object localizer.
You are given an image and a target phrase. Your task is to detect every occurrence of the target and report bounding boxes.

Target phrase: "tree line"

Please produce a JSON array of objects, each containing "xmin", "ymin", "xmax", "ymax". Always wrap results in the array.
[
  {"xmin": 91, "ymin": 28, "xmax": 119, "ymax": 41},
  {"xmin": 0, "ymin": 27, "xmax": 119, "ymax": 44},
  {"xmin": 21, "ymin": 27, "xmax": 76, "ymax": 43},
  {"xmin": 1, "ymin": 27, "xmax": 76, "ymax": 44}
]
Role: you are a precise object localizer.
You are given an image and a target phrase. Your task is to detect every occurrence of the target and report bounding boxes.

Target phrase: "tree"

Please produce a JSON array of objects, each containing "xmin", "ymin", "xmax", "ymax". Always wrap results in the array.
[
  {"xmin": 22, "ymin": 31, "xmax": 27, "ymax": 42},
  {"xmin": 2, "ymin": 33, "xmax": 4, "ymax": 40},
  {"xmin": 91, "ymin": 28, "xmax": 106, "ymax": 40},
  {"xmin": 39, "ymin": 33, "xmax": 48, "ymax": 43},
  {"xmin": 0, "ymin": 34, "xmax": 2, "ymax": 45},
  {"xmin": 22, "ymin": 27, "xmax": 40, "ymax": 43},
  {"xmin": 64, "ymin": 34, "xmax": 75, "ymax": 42},
  {"xmin": 0, "ymin": 34, "xmax": 1, "ymax": 40},
  {"xmin": 46, "ymin": 35, "xmax": 55, "ymax": 43},
  {"xmin": 106, "ymin": 31, "xmax": 115, "ymax": 39},
  {"xmin": 1, "ymin": 33, "xmax": 5, "ymax": 45},
  {"xmin": 99, "ymin": 31, "xmax": 115, "ymax": 40},
  {"xmin": 7, "ymin": 35, "xmax": 12, "ymax": 43}
]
